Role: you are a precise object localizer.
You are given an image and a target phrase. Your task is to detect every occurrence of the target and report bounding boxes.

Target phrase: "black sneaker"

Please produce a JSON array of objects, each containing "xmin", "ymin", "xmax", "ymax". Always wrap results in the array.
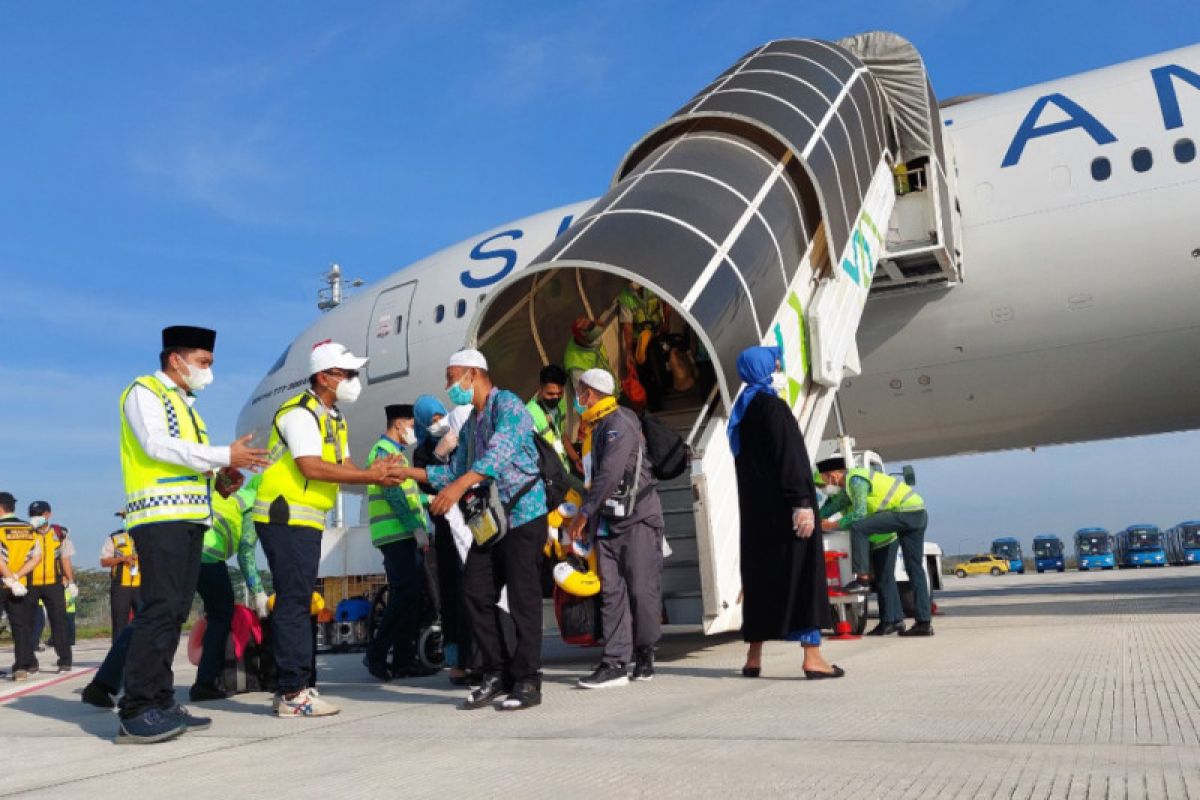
[
  {"xmin": 499, "ymin": 680, "xmax": 542, "ymax": 711},
  {"xmin": 163, "ymin": 703, "xmax": 212, "ymax": 731},
  {"xmin": 841, "ymin": 580, "xmax": 872, "ymax": 594},
  {"xmin": 116, "ymin": 708, "xmax": 187, "ymax": 745},
  {"xmin": 81, "ymin": 681, "xmax": 116, "ymax": 709},
  {"xmin": 462, "ymin": 674, "xmax": 506, "ymax": 710},
  {"xmin": 188, "ymin": 683, "xmax": 229, "ymax": 702},
  {"xmin": 631, "ymin": 648, "xmax": 655, "ymax": 682},
  {"xmin": 578, "ymin": 663, "xmax": 629, "ymax": 690},
  {"xmin": 866, "ymin": 621, "xmax": 906, "ymax": 636},
  {"xmin": 898, "ymin": 621, "xmax": 935, "ymax": 637}
]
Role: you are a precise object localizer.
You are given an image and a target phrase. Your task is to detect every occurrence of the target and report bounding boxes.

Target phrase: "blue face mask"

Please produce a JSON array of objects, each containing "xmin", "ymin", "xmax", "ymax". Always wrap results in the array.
[
  {"xmin": 447, "ymin": 376, "xmax": 473, "ymax": 406},
  {"xmin": 573, "ymin": 395, "xmax": 587, "ymax": 416}
]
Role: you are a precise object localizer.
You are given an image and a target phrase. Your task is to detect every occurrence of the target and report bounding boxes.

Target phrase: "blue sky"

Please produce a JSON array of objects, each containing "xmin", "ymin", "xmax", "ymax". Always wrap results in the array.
[{"xmin": 2, "ymin": 1, "xmax": 1198, "ymax": 566}]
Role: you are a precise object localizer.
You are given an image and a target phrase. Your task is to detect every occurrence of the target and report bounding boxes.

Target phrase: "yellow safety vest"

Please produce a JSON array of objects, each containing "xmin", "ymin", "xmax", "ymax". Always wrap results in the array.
[
  {"xmin": 253, "ymin": 391, "xmax": 348, "ymax": 531},
  {"xmin": 204, "ymin": 491, "xmax": 243, "ymax": 563},
  {"xmin": 0, "ymin": 518, "xmax": 39, "ymax": 588},
  {"xmin": 119, "ymin": 373, "xmax": 212, "ymax": 530},
  {"xmin": 109, "ymin": 532, "xmax": 141, "ymax": 587},
  {"xmin": 847, "ymin": 468, "xmax": 925, "ymax": 514},
  {"xmin": 30, "ymin": 526, "xmax": 65, "ymax": 587}
]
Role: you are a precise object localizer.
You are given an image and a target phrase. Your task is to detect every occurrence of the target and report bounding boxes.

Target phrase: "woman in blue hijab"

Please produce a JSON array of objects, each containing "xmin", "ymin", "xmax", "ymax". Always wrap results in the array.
[{"xmin": 729, "ymin": 346, "xmax": 842, "ymax": 680}]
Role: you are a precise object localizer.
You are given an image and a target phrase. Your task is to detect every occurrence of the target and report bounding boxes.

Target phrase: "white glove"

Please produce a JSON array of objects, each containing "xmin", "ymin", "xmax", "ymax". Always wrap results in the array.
[
  {"xmin": 66, "ymin": 583, "xmax": 79, "ymax": 600},
  {"xmin": 4, "ymin": 577, "xmax": 28, "ymax": 597},
  {"xmin": 254, "ymin": 591, "xmax": 271, "ymax": 619},
  {"xmin": 433, "ymin": 430, "xmax": 459, "ymax": 460}
]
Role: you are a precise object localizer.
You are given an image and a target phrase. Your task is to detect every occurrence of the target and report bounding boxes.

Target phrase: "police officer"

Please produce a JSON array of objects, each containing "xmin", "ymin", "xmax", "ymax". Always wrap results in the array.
[
  {"xmin": 26, "ymin": 501, "xmax": 77, "ymax": 673},
  {"xmin": 100, "ymin": 512, "xmax": 141, "ymax": 638},
  {"xmin": 363, "ymin": 404, "xmax": 437, "ymax": 682},
  {"xmin": 115, "ymin": 325, "xmax": 269, "ymax": 743},
  {"xmin": 816, "ymin": 457, "xmax": 933, "ymax": 637},
  {"xmin": 1, "ymin": 492, "xmax": 42, "ymax": 681},
  {"xmin": 253, "ymin": 340, "xmax": 405, "ymax": 718},
  {"xmin": 526, "ymin": 364, "xmax": 583, "ymax": 475},
  {"xmin": 567, "ymin": 368, "xmax": 665, "ymax": 688}
]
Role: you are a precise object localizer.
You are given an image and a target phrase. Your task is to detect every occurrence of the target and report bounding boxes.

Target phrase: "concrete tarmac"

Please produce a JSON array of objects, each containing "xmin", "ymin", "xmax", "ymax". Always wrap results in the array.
[{"xmin": 2, "ymin": 567, "xmax": 1199, "ymax": 799}]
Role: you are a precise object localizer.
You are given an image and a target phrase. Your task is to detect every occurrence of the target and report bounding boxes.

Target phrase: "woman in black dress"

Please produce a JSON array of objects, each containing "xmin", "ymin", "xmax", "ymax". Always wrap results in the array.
[{"xmin": 728, "ymin": 346, "xmax": 842, "ymax": 679}]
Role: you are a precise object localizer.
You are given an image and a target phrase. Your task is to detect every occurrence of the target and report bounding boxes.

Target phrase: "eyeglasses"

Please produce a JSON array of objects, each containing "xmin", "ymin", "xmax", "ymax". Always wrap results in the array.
[{"xmin": 325, "ymin": 369, "xmax": 359, "ymax": 380}]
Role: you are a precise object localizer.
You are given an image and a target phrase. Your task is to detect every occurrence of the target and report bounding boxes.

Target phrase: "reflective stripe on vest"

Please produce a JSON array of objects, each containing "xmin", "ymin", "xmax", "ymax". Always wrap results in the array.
[
  {"xmin": 252, "ymin": 391, "xmax": 348, "ymax": 531},
  {"xmin": 0, "ymin": 521, "xmax": 38, "ymax": 587},
  {"xmin": 110, "ymin": 532, "xmax": 141, "ymax": 587},
  {"xmin": 848, "ymin": 468, "xmax": 925, "ymax": 514},
  {"xmin": 203, "ymin": 492, "xmax": 243, "ymax": 563},
  {"xmin": 366, "ymin": 437, "xmax": 425, "ymax": 547},
  {"xmin": 119, "ymin": 374, "xmax": 212, "ymax": 530}
]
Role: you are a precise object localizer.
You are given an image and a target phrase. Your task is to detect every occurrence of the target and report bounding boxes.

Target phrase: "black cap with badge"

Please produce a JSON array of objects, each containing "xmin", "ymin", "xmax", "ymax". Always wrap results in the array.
[
  {"xmin": 162, "ymin": 325, "xmax": 217, "ymax": 352},
  {"xmin": 28, "ymin": 500, "xmax": 51, "ymax": 516}
]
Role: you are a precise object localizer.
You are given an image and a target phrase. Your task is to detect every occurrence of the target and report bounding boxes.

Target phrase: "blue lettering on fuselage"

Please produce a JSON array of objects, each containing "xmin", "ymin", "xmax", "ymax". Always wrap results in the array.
[
  {"xmin": 459, "ymin": 213, "xmax": 577, "ymax": 289},
  {"xmin": 1001, "ymin": 63, "xmax": 1200, "ymax": 167}
]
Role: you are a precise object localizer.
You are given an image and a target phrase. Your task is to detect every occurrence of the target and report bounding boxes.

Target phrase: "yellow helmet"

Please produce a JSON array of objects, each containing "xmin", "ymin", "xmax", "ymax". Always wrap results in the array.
[
  {"xmin": 267, "ymin": 592, "xmax": 326, "ymax": 616},
  {"xmin": 553, "ymin": 552, "xmax": 600, "ymax": 597}
]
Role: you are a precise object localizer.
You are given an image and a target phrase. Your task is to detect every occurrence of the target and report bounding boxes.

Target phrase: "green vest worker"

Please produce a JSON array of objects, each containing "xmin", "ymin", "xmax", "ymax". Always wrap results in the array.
[
  {"xmin": 115, "ymin": 325, "xmax": 269, "ymax": 745},
  {"xmin": 816, "ymin": 457, "xmax": 933, "ymax": 637},
  {"xmin": 191, "ymin": 472, "xmax": 268, "ymax": 702},
  {"xmin": 0, "ymin": 491, "xmax": 43, "ymax": 681},
  {"xmin": 526, "ymin": 364, "xmax": 583, "ymax": 474},
  {"xmin": 363, "ymin": 404, "xmax": 437, "ymax": 682},
  {"xmin": 252, "ymin": 340, "xmax": 405, "ymax": 718}
]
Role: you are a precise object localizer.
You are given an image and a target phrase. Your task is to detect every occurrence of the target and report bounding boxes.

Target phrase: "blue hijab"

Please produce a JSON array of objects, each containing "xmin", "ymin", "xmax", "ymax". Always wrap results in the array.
[
  {"xmin": 413, "ymin": 394, "xmax": 448, "ymax": 446},
  {"xmin": 726, "ymin": 345, "xmax": 782, "ymax": 457}
]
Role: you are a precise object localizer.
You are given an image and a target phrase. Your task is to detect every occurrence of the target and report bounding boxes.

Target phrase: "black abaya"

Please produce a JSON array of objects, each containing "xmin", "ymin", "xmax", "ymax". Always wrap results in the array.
[{"xmin": 734, "ymin": 392, "xmax": 831, "ymax": 641}]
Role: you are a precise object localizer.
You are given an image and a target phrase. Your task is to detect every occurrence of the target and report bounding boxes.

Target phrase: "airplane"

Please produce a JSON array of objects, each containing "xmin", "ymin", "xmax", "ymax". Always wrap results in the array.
[{"xmin": 237, "ymin": 33, "xmax": 1200, "ymax": 634}]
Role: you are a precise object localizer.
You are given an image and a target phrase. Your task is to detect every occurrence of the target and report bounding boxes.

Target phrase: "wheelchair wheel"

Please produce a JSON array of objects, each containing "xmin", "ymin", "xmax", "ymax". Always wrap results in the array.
[{"xmin": 418, "ymin": 624, "xmax": 446, "ymax": 670}]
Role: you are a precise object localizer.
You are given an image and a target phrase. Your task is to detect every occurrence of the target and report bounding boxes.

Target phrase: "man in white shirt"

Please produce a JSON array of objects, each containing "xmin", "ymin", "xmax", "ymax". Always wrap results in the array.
[{"xmin": 114, "ymin": 325, "xmax": 268, "ymax": 745}]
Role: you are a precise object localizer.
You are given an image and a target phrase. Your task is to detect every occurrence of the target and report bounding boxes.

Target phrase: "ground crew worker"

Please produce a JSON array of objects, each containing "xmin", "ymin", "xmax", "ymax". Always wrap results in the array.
[
  {"xmin": 567, "ymin": 368, "xmax": 665, "ymax": 688},
  {"xmin": 364, "ymin": 403, "xmax": 437, "ymax": 682},
  {"xmin": 617, "ymin": 281, "xmax": 669, "ymax": 411},
  {"xmin": 25, "ymin": 500, "xmax": 76, "ymax": 673},
  {"xmin": 395, "ymin": 349, "xmax": 549, "ymax": 711},
  {"xmin": 116, "ymin": 325, "xmax": 269, "ymax": 744},
  {"xmin": 816, "ymin": 457, "xmax": 934, "ymax": 637},
  {"xmin": 100, "ymin": 512, "xmax": 141, "ymax": 638},
  {"xmin": 1, "ymin": 492, "xmax": 42, "ymax": 681},
  {"xmin": 253, "ymin": 340, "xmax": 405, "ymax": 718},
  {"xmin": 192, "ymin": 471, "xmax": 269, "ymax": 701},
  {"xmin": 526, "ymin": 364, "xmax": 583, "ymax": 474}
]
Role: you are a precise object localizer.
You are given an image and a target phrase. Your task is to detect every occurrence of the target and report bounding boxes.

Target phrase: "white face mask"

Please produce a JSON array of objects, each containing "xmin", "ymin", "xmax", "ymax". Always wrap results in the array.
[
  {"xmin": 770, "ymin": 372, "xmax": 788, "ymax": 397},
  {"xmin": 822, "ymin": 484, "xmax": 841, "ymax": 495},
  {"xmin": 336, "ymin": 376, "xmax": 362, "ymax": 404},
  {"xmin": 180, "ymin": 360, "xmax": 214, "ymax": 392},
  {"xmin": 29, "ymin": 516, "xmax": 47, "ymax": 529},
  {"xmin": 427, "ymin": 418, "xmax": 450, "ymax": 438},
  {"xmin": 400, "ymin": 426, "xmax": 417, "ymax": 446}
]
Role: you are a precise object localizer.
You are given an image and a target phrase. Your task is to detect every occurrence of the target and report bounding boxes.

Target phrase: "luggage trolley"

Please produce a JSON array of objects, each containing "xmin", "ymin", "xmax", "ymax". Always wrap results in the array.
[{"xmin": 825, "ymin": 550, "xmax": 868, "ymax": 639}]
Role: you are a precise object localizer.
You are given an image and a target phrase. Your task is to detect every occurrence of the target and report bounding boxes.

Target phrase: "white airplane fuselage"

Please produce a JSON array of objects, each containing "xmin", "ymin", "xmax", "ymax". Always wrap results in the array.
[{"xmin": 238, "ymin": 43, "xmax": 1200, "ymax": 463}]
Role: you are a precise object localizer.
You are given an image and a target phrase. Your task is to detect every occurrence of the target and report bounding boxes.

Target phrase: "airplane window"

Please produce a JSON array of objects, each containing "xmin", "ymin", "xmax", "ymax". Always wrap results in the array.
[
  {"xmin": 1175, "ymin": 138, "xmax": 1196, "ymax": 164},
  {"xmin": 1131, "ymin": 148, "xmax": 1153, "ymax": 173},
  {"xmin": 1090, "ymin": 157, "xmax": 1111, "ymax": 181},
  {"xmin": 455, "ymin": 299, "xmax": 467, "ymax": 318},
  {"xmin": 435, "ymin": 305, "xmax": 445, "ymax": 323}
]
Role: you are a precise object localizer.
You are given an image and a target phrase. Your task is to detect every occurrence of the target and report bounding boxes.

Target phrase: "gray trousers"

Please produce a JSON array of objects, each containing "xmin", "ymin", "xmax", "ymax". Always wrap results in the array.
[{"xmin": 596, "ymin": 521, "xmax": 664, "ymax": 665}]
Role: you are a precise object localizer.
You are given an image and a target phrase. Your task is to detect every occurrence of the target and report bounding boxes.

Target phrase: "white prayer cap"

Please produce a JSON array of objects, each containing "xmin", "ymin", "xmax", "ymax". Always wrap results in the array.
[
  {"xmin": 447, "ymin": 349, "xmax": 488, "ymax": 370},
  {"xmin": 579, "ymin": 368, "xmax": 615, "ymax": 395}
]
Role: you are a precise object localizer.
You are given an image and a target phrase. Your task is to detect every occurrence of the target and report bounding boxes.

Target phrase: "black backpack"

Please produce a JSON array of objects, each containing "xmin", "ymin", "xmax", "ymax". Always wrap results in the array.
[
  {"xmin": 640, "ymin": 414, "xmax": 688, "ymax": 481},
  {"xmin": 530, "ymin": 433, "xmax": 573, "ymax": 510}
]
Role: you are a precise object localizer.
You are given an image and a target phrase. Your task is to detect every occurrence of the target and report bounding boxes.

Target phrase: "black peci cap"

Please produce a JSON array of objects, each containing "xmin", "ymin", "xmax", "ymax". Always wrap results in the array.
[
  {"xmin": 386, "ymin": 404, "xmax": 415, "ymax": 423},
  {"xmin": 162, "ymin": 325, "xmax": 217, "ymax": 352},
  {"xmin": 815, "ymin": 457, "xmax": 847, "ymax": 474},
  {"xmin": 28, "ymin": 500, "xmax": 51, "ymax": 516}
]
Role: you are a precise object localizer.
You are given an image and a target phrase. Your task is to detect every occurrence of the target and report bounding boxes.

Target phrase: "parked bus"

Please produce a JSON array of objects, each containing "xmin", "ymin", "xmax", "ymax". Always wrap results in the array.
[
  {"xmin": 1075, "ymin": 528, "xmax": 1116, "ymax": 570},
  {"xmin": 1115, "ymin": 524, "xmax": 1167, "ymax": 568},
  {"xmin": 990, "ymin": 537, "xmax": 1025, "ymax": 574},
  {"xmin": 1032, "ymin": 534, "xmax": 1065, "ymax": 573},
  {"xmin": 1166, "ymin": 521, "xmax": 1200, "ymax": 565}
]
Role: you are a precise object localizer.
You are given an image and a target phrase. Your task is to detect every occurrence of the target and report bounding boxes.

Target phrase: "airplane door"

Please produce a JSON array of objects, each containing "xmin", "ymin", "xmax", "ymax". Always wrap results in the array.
[{"xmin": 366, "ymin": 281, "xmax": 417, "ymax": 384}]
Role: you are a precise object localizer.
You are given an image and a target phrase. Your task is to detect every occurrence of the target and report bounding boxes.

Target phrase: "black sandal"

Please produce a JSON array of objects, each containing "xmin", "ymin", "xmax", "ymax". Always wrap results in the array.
[
  {"xmin": 803, "ymin": 665, "xmax": 845, "ymax": 680},
  {"xmin": 741, "ymin": 665, "xmax": 761, "ymax": 678}
]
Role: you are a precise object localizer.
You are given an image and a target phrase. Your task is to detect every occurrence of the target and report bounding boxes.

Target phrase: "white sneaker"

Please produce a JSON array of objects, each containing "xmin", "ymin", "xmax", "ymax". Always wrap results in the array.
[{"xmin": 275, "ymin": 689, "xmax": 339, "ymax": 718}]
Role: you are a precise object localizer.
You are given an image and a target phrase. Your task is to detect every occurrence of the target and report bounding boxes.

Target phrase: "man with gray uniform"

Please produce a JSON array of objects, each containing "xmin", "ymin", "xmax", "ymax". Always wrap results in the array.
[{"xmin": 567, "ymin": 368, "xmax": 664, "ymax": 688}]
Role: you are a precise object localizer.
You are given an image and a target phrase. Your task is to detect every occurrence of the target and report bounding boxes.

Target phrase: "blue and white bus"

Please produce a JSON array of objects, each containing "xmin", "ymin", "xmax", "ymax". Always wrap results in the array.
[
  {"xmin": 1075, "ymin": 528, "xmax": 1116, "ymax": 570},
  {"xmin": 1032, "ymin": 534, "xmax": 1065, "ymax": 573},
  {"xmin": 990, "ymin": 537, "xmax": 1025, "ymax": 574},
  {"xmin": 1166, "ymin": 521, "xmax": 1200, "ymax": 565},
  {"xmin": 1115, "ymin": 524, "xmax": 1167, "ymax": 568}
]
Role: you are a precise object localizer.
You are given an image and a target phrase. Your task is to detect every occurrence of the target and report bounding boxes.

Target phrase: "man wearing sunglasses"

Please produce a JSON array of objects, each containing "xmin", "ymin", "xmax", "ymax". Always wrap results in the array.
[{"xmin": 253, "ymin": 340, "xmax": 407, "ymax": 718}]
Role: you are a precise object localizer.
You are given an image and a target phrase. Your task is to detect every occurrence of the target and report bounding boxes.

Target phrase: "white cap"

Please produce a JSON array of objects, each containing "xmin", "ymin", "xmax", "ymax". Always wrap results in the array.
[
  {"xmin": 309, "ymin": 340, "xmax": 368, "ymax": 376},
  {"xmin": 447, "ymin": 349, "xmax": 488, "ymax": 370},
  {"xmin": 579, "ymin": 368, "xmax": 615, "ymax": 395}
]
